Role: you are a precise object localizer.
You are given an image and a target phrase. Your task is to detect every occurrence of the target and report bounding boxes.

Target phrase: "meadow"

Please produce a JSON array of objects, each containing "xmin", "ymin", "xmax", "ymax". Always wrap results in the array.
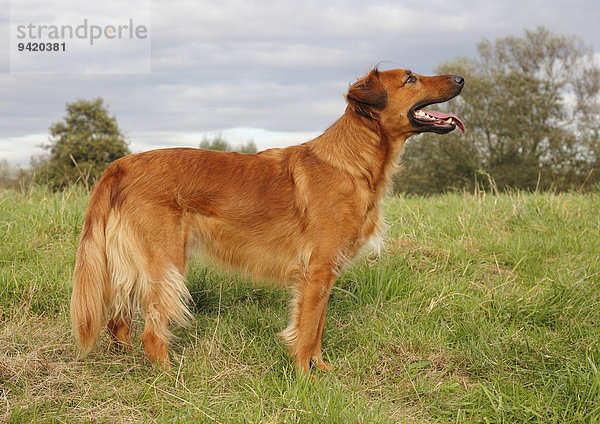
[{"xmin": 1, "ymin": 185, "xmax": 599, "ymax": 423}]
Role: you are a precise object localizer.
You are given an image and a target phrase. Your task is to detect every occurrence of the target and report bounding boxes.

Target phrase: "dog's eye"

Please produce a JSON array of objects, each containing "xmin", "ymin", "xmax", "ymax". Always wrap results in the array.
[{"xmin": 405, "ymin": 74, "xmax": 417, "ymax": 84}]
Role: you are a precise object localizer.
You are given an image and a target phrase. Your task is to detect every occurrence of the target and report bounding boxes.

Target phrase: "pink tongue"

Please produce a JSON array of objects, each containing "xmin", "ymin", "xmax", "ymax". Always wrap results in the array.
[{"xmin": 423, "ymin": 110, "xmax": 465, "ymax": 133}]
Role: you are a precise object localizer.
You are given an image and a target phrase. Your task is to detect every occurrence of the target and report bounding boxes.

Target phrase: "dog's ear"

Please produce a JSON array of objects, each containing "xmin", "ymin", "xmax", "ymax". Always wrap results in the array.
[{"xmin": 346, "ymin": 69, "xmax": 388, "ymax": 119}]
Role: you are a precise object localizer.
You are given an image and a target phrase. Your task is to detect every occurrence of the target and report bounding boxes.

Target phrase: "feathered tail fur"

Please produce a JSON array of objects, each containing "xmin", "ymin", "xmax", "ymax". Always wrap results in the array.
[{"xmin": 70, "ymin": 174, "xmax": 113, "ymax": 357}]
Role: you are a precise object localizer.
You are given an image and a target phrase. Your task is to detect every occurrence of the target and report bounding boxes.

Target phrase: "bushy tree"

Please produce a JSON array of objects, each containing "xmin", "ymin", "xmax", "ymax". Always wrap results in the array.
[
  {"xmin": 33, "ymin": 97, "xmax": 130, "ymax": 189},
  {"xmin": 238, "ymin": 140, "xmax": 259, "ymax": 154},
  {"xmin": 200, "ymin": 134, "xmax": 258, "ymax": 153},
  {"xmin": 395, "ymin": 27, "xmax": 600, "ymax": 194},
  {"xmin": 0, "ymin": 160, "xmax": 19, "ymax": 189}
]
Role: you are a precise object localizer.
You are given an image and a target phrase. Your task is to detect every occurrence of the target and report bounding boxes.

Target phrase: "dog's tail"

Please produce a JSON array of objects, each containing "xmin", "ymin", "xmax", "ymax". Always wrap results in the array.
[{"xmin": 70, "ymin": 167, "xmax": 117, "ymax": 358}]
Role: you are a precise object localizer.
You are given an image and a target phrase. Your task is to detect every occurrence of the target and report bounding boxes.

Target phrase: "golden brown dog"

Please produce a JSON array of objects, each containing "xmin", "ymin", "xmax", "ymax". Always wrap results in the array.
[{"xmin": 71, "ymin": 68, "xmax": 464, "ymax": 375}]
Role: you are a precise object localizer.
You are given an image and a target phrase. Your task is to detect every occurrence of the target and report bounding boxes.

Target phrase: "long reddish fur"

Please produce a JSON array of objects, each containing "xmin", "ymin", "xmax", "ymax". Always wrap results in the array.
[{"xmin": 71, "ymin": 68, "xmax": 463, "ymax": 374}]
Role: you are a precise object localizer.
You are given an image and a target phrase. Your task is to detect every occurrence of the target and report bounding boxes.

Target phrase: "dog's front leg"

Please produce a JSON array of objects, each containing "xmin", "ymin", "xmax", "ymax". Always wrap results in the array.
[
  {"xmin": 311, "ymin": 301, "xmax": 331, "ymax": 371},
  {"xmin": 282, "ymin": 265, "xmax": 336, "ymax": 375}
]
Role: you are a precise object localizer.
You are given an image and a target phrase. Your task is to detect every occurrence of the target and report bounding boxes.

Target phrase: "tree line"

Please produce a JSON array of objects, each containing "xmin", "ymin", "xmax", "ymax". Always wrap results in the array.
[
  {"xmin": 393, "ymin": 27, "xmax": 600, "ymax": 194},
  {"xmin": 23, "ymin": 100, "xmax": 256, "ymax": 189}
]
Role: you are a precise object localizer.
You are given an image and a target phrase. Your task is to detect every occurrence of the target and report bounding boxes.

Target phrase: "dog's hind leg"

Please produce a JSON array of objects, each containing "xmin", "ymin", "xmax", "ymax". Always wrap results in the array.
[
  {"xmin": 141, "ymin": 239, "xmax": 192, "ymax": 368},
  {"xmin": 107, "ymin": 313, "xmax": 132, "ymax": 350},
  {"xmin": 140, "ymin": 262, "xmax": 192, "ymax": 368},
  {"xmin": 107, "ymin": 207, "xmax": 193, "ymax": 368},
  {"xmin": 141, "ymin": 296, "xmax": 171, "ymax": 367}
]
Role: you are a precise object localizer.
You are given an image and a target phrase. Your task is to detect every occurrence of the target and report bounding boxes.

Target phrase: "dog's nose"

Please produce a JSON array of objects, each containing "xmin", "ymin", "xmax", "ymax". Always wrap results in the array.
[{"xmin": 453, "ymin": 75, "xmax": 465, "ymax": 86}]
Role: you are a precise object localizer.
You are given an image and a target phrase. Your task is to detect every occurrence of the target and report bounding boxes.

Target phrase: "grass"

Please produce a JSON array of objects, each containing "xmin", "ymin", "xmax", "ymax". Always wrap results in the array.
[{"xmin": 1, "ymin": 185, "xmax": 600, "ymax": 423}]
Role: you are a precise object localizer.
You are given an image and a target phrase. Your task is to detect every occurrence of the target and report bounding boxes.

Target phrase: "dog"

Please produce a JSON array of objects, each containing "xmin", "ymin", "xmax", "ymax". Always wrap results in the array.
[{"xmin": 71, "ymin": 68, "xmax": 464, "ymax": 375}]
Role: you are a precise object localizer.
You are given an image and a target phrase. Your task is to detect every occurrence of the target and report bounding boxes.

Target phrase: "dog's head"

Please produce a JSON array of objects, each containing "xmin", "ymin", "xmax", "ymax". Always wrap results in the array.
[{"xmin": 346, "ymin": 68, "xmax": 465, "ymax": 137}]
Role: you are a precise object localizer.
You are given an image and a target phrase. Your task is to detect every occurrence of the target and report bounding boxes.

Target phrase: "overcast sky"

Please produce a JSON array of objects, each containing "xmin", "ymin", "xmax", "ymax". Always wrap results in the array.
[{"xmin": 1, "ymin": 0, "xmax": 599, "ymax": 167}]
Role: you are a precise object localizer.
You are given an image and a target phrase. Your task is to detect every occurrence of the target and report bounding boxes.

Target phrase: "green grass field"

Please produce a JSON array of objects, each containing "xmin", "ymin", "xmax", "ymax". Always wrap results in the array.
[{"xmin": 1, "ymin": 185, "xmax": 600, "ymax": 423}]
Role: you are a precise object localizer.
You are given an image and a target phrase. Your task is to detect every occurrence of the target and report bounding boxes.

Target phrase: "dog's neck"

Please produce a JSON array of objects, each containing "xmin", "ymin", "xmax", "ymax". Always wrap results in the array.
[{"xmin": 307, "ymin": 108, "xmax": 407, "ymax": 197}]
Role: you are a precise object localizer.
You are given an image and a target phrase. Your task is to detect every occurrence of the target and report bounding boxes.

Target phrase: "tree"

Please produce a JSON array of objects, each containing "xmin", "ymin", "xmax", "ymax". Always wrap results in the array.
[
  {"xmin": 33, "ymin": 97, "xmax": 130, "ymax": 189},
  {"xmin": 394, "ymin": 27, "xmax": 600, "ymax": 194},
  {"xmin": 199, "ymin": 134, "xmax": 231, "ymax": 151},
  {"xmin": 0, "ymin": 159, "xmax": 19, "ymax": 189},
  {"xmin": 199, "ymin": 134, "xmax": 258, "ymax": 153}
]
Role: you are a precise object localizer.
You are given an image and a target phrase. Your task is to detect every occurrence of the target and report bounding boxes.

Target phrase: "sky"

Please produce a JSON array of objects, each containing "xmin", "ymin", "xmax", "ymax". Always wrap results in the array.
[{"xmin": 1, "ymin": 0, "xmax": 599, "ymax": 167}]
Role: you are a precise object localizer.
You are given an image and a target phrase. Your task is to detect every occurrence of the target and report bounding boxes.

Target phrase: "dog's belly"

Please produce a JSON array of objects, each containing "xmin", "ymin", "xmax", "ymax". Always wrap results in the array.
[{"xmin": 184, "ymin": 212, "xmax": 308, "ymax": 284}]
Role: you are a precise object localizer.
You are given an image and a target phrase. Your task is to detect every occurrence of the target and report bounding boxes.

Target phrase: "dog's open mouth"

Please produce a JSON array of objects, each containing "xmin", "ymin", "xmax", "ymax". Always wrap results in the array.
[{"xmin": 410, "ymin": 108, "xmax": 465, "ymax": 134}]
